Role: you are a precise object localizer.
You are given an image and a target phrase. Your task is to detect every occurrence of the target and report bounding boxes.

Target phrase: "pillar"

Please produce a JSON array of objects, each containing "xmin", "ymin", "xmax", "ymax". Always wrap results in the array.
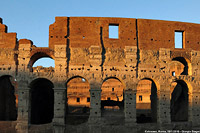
[
  {"xmin": 156, "ymin": 84, "xmax": 171, "ymax": 130},
  {"xmin": 124, "ymin": 89, "xmax": 136, "ymax": 126},
  {"xmin": 88, "ymin": 84, "xmax": 101, "ymax": 133},
  {"xmin": 15, "ymin": 82, "xmax": 30, "ymax": 133},
  {"xmin": 53, "ymin": 45, "xmax": 67, "ymax": 132},
  {"xmin": 191, "ymin": 91, "xmax": 199, "ymax": 127},
  {"xmin": 89, "ymin": 85, "xmax": 101, "ymax": 123},
  {"xmin": 158, "ymin": 88, "xmax": 171, "ymax": 124},
  {"xmin": 53, "ymin": 87, "xmax": 66, "ymax": 133}
]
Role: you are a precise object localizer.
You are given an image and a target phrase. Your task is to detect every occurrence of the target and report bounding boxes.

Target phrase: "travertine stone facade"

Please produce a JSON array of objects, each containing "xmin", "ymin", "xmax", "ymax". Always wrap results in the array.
[{"xmin": 0, "ymin": 17, "xmax": 200, "ymax": 132}]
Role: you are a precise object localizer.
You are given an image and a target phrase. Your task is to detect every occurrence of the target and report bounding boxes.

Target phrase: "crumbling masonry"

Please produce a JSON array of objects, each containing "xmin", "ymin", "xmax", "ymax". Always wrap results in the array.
[{"xmin": 0, "ymin": 17, "xmax": 200, "ymax": 132}]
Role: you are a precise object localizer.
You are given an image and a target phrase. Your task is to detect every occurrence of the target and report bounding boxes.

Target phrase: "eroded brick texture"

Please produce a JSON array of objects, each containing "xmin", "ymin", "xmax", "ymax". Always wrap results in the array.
[{"xmin": 0, "ymin": 17, "xmax": 200, "ymax": 132}]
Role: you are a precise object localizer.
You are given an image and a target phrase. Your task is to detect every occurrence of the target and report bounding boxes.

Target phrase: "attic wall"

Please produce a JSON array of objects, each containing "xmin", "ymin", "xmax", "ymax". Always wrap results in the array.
[{"xmin": 138, "ymin": 19, "xmax": 200, "ymax": 50}]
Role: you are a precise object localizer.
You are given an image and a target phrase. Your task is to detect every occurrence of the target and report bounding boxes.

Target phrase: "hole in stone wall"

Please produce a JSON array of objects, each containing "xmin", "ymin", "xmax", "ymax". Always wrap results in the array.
[
  {"xmin": 139, "ymin": 95, "xmax": 142, "ymax": 101},
  {"xmin": 172, "ymin": 71, "xmax": 175, "ymax": 76},
  {"xmin": 87, "ymin": 97, "xmax": 90, "ymax": 102},
  {"xmin": 109, "ymin": 24, "xmax": 119, "ymax": 39},
  {"xmin": 77, "ymin": 98, "xmax": 80, "ymax": 102},
  {"xmin": 112, "ymin": 88, "xmax": 114, "ymax": 92}
]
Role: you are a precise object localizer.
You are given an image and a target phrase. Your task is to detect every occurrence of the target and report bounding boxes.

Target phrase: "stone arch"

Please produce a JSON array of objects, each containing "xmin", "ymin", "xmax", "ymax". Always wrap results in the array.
[
  {"xmin": 0, "ymin": 75, "xmax": 17, "ymax": 121},
  {"xmin": 29, "ymin": 78, "xmax": 54, "ymax": 125},
  {"xmin": 30, "ymin": 74, "xmax": 55, "ymax": 84},
  {"xmin": 170, "ymin": 79, "xmax": 193, "ymax": 122},
  {"xmin": 29, "ymin": 51, "xmax": 55, "ymax": 72},
  {"xmin": 65, "ymin": 75, "xmax": 90, "ymax": 125},
  {"xmin": 102, "ymin": 76, "xmax": 126, "ymax": 89},
  {"xmin": 101, "ymin": 76, "xmax": 125, "ymax": 122},
  {"xmin": 136, "ymin": 77, "xmax": 159, "ymax": 123},
  {"xmin": 171, "ymin": 57, "xmax": 192, "ymax": 76}
]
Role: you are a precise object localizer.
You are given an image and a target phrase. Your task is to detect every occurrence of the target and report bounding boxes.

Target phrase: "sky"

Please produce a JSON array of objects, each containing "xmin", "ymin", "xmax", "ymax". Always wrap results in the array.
[{"xmin": 1, "ymin": 0, "xmax": 200, "ymax": 67}]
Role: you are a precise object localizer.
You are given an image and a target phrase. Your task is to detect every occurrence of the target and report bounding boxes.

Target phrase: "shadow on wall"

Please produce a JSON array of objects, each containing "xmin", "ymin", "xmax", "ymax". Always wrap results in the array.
[{"xmin": 66, "ymin": 105, "xmax": 90, "ymax": 125}]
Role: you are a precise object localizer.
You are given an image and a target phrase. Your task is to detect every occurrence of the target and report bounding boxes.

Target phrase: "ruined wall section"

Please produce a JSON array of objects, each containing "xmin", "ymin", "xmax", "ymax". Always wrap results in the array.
[
  {"xmin": 63, "ymin": 17, "xmax": 137, "ymax": 84},
  {"xmin": 17, "ymin": 39, "xmax": 32, "ymax": 81},
  {"xmin": 0, "ymin": 19, "xmax": 17, "ymax": 77},
  {"xmin": 190, "ymin": 50, "xmax": 200, "ymax": 126},
  {"xmin": 49, "ymin": 17, "xmax": 68, "ymax": 50},
  {"xmin": 136, "ymin": 18, "xmax": 200, "ymax": 123},
  {"xmin": 99, "ymin": 18, "xmax": 137, "ymax": 83},
  {"xmin": 2, "ymin": 17, "xmax": 200, "ymax": 131},
  {"xmin": 138, "ymin": 19, "xmax": 200, "ymax": 51}
]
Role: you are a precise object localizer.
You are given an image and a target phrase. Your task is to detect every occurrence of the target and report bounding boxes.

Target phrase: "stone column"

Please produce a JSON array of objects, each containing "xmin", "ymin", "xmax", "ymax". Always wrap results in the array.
[
  {"xmin": 191, "ymin": 91, "xmax": 199, "ymax": 127},
  {"xmin": 89, "ymin": 86, "xmax": 101, "ymax": 123},
  {"xmin": 88, "ymin": 84, "xmax": 101, "ymax": 133},
  {"xmin": 53, "ymin": 87, "xmax": 66, "ymax": 133},
  {"xmin": 158, "ymin": 85, "xmax": 171, "ymax": 124},
  {"xmin": 124, "ymin": 89, "xmax": 136, "ymax": 126},
  {"xmin": 16, "ymin": 82, "xmax": 30, "ymax": 133},
  {"xmin": 53, "ymin": 45, "xmax": 67, "ymax": 133},
  {"xmin": 188, "ymin": 90, "xmax": 193, "ymax": 123}
]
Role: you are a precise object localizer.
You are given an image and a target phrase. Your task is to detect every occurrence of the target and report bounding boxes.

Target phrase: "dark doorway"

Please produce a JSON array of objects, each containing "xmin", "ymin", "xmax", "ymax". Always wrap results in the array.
[
  {"xmin": 171, "ymin": 80, "xmax": 188, "ymax": 122},
  {"xmin": 30, "ymin": 78, "xmax": 54, "ymax": 124},
  {"xmin": 0, "ymin": 75, "xmax": 17, "ymax": 121}
]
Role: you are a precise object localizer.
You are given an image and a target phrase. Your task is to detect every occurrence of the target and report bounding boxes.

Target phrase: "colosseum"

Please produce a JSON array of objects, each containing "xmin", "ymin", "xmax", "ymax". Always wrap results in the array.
[{"xmin": 0, "ymin": 16, "xmax": 200, "ymax": 132}]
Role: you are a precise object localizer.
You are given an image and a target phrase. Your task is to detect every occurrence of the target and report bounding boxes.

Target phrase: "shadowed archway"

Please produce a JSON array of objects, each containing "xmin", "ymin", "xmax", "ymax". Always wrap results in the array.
[
  {"xmin": 29, "ymin": 78, "xmax": 54, "ymax": 124},
  {"xmin": 136, "ymin": 78, "xmax": 157, "ymax": 123},
  {"xmin": 170, "ymin": 80, "xmax": 189, "ymax": 122},
  {"xmin": 0, "ymin": 75, "xmax": 17, "ymax": 121}
]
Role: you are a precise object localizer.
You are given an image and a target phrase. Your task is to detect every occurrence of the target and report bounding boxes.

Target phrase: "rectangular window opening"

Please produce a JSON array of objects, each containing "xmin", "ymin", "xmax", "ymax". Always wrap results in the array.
[
  {"xmin": 139, "ymin": 95, "xmax": 142, "ymax": 101},
  {"xmin": 175, "ymin": 31, "xmax": 184, "ymax": 49},
  {"xmin": 77, "ymin": 98, "xmax": 80, "ymax": 102},
  {"xmin": 107, "ymin": 97, "xmax": 111, "ymax": 100},
  {"xmin": 109, "ymin": 24, "xmax": 119, "ymax": 39},
  {"xmin": 87, "ymin": 97, "xmax": 90, "ymax": 102}
]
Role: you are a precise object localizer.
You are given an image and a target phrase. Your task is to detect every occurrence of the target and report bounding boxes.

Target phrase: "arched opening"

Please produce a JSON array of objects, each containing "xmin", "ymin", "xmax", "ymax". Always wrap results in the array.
[
  {"xmin": 29, "ymin": 52, "xmax": 55, "ymax": 72},
  {"xmin": 66, "ymin": 76, "xmax": 90, "ymax": 125},
  {"xmin": 30, "ymin": 78, "xmax": 54, "ymax": 124},
  {"xmin": 171, "ymin": 57, "xmax": 190, "ymax": 76},
  {"xmin": 0, "ymin": 75, "xmax": 17, "ymax": 121},
  {"xmin": 33, "ymin": 57, "xmax": 55, "ymax": 67},
  {"xmin": 101, "ymin": 77, "xmax": 124, "ymax": 121},
  {"xmin": 170, "ymin": 80, "xmax": 189, "ymax": 122},
  {"xmin": 136, "ymin": 79, "xmax": 157, "ymax": 123}
]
